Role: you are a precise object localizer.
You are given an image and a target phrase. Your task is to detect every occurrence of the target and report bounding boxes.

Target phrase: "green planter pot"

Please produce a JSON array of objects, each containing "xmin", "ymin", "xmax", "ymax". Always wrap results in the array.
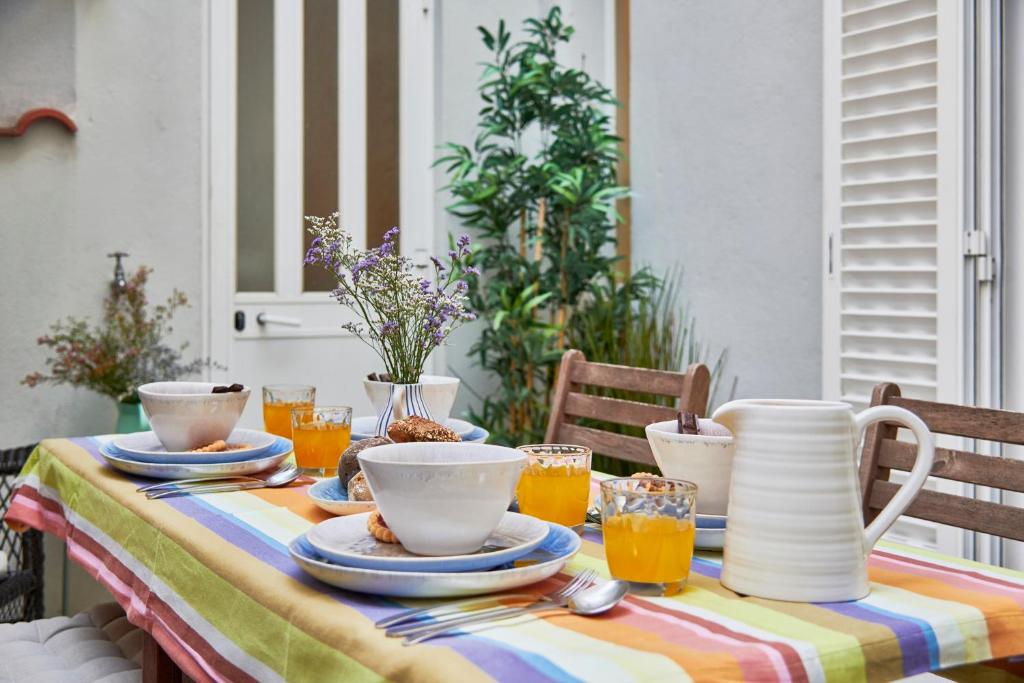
[{"xmin": 115, "ymin": 401, "xmax": 150, "ymax": 434}]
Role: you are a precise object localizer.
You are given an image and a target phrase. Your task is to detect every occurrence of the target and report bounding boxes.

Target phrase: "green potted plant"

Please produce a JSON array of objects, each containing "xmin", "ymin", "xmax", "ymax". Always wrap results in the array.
[{"xmin": 23, "ymin": 265, "xmax": 211, "ymax": 433}]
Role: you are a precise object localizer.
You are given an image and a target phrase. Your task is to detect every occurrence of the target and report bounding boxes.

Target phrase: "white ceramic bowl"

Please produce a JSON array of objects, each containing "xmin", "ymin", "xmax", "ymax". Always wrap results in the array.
[
  {"xmin": 357, "ymin": 442, "xmax": 526, "ymax": 556},
  {"xmin": 363, "ymin": 374, "xmax": 460, "ymax": 424},
  {"xmin": 137, "ymin": 382, "xmax": 250, "ymax": 452},
  {"xmin": 645, "ymin": 418, "xmax": 735, "ymax": 516}
]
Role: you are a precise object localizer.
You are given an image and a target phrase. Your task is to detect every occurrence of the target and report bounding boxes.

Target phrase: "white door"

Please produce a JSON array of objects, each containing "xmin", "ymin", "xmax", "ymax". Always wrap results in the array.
[{"xmin": 207, "ymin": 0, "xmax": 436, "ymax": 428}]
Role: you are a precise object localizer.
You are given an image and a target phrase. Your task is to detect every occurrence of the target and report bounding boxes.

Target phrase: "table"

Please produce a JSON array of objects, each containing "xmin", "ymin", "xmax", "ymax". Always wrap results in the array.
[{"xmin": 6, "ymin": 437, "xmax": 1024, "ymax": 682}]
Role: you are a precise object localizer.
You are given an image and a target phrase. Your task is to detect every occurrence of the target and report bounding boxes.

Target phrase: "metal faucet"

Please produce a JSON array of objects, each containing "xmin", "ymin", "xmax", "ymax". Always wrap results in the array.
[{"xmin": 108, "ymin": 251, "xmax": 129, "ymax": 293}]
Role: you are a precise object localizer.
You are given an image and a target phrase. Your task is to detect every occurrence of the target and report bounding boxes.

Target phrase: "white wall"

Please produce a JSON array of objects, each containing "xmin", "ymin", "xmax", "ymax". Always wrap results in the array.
[
  {"xmin": 0, "ymin": 0, "xmax": 206, "ymax": 618},
  {"xmin": 629, "ymin": 0, "xmax": 823, "ymax": 401},
  {"xmin": 0, "ymin": 0, "xmax": 206, "ymax": 445}
]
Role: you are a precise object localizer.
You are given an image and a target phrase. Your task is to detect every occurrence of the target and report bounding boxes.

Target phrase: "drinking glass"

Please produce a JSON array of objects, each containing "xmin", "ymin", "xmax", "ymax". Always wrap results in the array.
[
  {"xmin": 262, "ymin": 385, "xmax": 315, "ymax": 438},
  {"xmin": 515, "ymin": 445, "xmax": 592, "ymax": 528},
  {"xmin": 600, "ymin": 477, "xmax": 698, "ymax": 597},
  {"xmin": 291, "ymin": 406, "xmax": 352, "ymax": 477}
]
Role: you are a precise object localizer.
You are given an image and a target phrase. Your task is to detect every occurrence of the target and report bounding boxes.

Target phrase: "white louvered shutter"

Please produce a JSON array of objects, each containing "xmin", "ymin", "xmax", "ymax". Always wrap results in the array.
[{"xmin": 823, "ymin": 0, "xmax": 965, "ymax": 554}]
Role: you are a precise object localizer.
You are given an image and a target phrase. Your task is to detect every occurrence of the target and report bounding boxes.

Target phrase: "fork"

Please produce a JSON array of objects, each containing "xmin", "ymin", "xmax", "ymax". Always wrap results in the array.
[
  {"xmin": 137, "ymin": 475, "xmax": 261, "ymax": 493},
  {"xmin": 385, "ymin": 569, "xmax": 596, "ymax": 638},
  {"xmin": 376, "ymin": 569, "xmax": 595, "ymax": 630}
]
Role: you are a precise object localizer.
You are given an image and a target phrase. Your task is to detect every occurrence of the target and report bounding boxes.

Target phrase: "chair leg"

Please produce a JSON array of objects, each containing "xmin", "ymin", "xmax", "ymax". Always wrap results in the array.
[{"xmin": 143, "ymin": 630, "xmax": 183, "ymax": 683}]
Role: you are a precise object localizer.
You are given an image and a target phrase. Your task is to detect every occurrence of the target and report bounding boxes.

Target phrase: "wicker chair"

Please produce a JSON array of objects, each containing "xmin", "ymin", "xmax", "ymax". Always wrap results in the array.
[{"xmin": 0, "ymin": 444, "xmax": 44, "ymax": 622}]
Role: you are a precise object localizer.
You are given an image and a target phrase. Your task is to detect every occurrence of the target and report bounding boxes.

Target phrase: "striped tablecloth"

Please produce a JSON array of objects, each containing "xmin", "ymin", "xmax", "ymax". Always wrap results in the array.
[{"xmin": 6, "ymin": 437, "xmax": 1024, "ymax": 682}]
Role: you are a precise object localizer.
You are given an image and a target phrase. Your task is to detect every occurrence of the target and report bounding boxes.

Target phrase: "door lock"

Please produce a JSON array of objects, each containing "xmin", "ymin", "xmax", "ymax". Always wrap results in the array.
[{"xmin": 234, "ymin": 311, "xmax": 246, "ymax": 332}]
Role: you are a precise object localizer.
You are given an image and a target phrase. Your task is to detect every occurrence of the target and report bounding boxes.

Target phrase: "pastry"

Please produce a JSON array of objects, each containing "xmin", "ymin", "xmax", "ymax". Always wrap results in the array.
[
  {"xmin": 337, "ymin": 436, "xmax": 392, "ymax": 488},
  {"xmin": 387, "ymin": 415, "xmax": 460, "ymax": 443},
  {"xmin": 347, "ymin": 471, "xmax": 374, "ymax": 502},
  {"xmin": 367, "ymin": 510, "xmax": 399, "ymax": 544}
]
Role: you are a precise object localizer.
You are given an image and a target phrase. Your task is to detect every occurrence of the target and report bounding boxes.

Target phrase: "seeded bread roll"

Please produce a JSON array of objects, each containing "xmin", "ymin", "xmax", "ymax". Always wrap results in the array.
[
  {"xmin": 387, "ymin": 415, "xmax": 461, "ymax": 443},
  {"xmin": 337, "ymin": 436, "xmax": 393, "ymax": 488},
  {"xmin": 347, "ymin": 471, "xmax": 374, "ymax": 502}
]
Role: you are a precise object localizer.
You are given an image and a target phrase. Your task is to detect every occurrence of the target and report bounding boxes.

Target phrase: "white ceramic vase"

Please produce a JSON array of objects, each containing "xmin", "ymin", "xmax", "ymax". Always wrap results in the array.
[
  {"xmin": 364, "ymin": 375, "xmax": 460, "ymax": 437},
  {"xmin": 712, "ymin": 399, "xmax": 935, "ymax": 602}
]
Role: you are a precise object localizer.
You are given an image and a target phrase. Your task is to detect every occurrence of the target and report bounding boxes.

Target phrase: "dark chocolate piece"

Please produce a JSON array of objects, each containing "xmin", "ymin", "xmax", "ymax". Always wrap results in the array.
[
  {"xmin": 677, "ymin": 411, "xmax": 700, "ymax": 435},
  {"xmin": 211, "ymin": 383, "xmax": 245, "ymax": 394},
  {"xmin": 366, "ymin": 372, "xmax": 392, "ymax": 383}
]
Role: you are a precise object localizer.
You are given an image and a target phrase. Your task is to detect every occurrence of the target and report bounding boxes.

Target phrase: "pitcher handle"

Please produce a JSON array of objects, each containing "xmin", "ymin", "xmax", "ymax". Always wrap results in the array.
[{"xmin": 855, "ymin": 405, "xmax": 935, "ymax": 551}]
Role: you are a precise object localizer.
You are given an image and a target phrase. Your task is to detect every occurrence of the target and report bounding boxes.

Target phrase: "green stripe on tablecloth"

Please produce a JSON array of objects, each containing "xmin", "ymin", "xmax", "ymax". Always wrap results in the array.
[{"xmin": 29, "ymin": 444, "xmax": 394, "ymax": 683}]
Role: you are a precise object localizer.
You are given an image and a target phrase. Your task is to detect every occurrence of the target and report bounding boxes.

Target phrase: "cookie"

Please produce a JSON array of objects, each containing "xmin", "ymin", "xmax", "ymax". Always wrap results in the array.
[{"xmin": 367, "ymin": 510, "xmax": 399, "ymax": 544}]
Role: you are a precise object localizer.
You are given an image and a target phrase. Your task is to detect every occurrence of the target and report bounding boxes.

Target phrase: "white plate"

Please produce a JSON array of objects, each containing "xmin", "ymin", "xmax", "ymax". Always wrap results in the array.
[
  {"xmin": 307, "ymin": 478, "xmax": 377, "ymax": 516},
  {"xmin": 351, "ymin": 416, "xmax": 477, "ymax": 441},
  {"xmin": 306, "ymin": 512, "xmax": 549, "ymax": 573},
  {"xmin": 112, "ymin": 429, "xmax": 277, "ymax": 464},
  {"xmin": 99, "ymin": 441, "xmax": 291, "ymax": 480},
  {"xmin": 290, "ymin": 522, "xmax": 580, "ymax": 597},
  {"xmin": 695, "ymin": 514, "xmax": 726, "ymax": 551}
]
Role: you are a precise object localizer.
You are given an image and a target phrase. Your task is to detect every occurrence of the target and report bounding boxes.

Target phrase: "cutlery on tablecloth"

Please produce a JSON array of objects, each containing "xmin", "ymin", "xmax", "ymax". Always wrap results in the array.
[
  {"xmin": 402, "ymin": 579, "xmax": 628, "ymax": 645},
  {"xmin": 386, "ymin": 570, "xmax": 597, "ymax": 638},
  {"xmin": 145, "ymin": 464, "xmax": 301, "ymax": 499}
]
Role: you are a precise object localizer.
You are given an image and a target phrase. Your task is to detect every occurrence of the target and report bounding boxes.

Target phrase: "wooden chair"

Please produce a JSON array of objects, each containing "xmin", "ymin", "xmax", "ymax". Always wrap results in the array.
[
  {"xmin": 859, "ymin": 382, "xmax": 1024, "ymax": 541},
  {"xmin": 544, "ymin": 349, "xmax": 711, "ymax": 466}
]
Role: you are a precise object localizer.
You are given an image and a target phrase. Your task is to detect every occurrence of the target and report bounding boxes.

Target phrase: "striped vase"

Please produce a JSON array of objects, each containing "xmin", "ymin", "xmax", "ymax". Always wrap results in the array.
[{"xmin": 374, "ymin": 383, "xmax": 434, "ymax": 437}]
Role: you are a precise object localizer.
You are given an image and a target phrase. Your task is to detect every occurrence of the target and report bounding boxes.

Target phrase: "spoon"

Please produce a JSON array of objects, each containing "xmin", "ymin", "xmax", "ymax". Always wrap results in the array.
[
  {"xmin": 403, "ymin": 580, "xmax": 629, "ymax": 645},
  {"xmin": 146, "ymin": 463, "xmax": 301, "ymax": 499}
]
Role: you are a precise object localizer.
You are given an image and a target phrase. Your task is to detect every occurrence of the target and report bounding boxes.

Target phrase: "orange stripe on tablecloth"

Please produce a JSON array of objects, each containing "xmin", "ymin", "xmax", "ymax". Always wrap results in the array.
[
  {"xmin": 872, "ymin": 551, "xmax": 1024, "ymax": 604},
  {"xmin": 870, "ymin": 566, "xmax": 1024, "ymax": 659},
  {"xmin": 243, "ymin": 483, "xmax": 334, "ymax": 523}
]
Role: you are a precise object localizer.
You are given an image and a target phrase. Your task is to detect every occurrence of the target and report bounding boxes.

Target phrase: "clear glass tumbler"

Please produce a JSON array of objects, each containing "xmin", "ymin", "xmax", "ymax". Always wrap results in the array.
[
  {"xmin": 515, "ymin": 444, "xmax": 592, "ymax": 528},
  {"xmin": 290, "ymin": 405, "xmax": 352, "ymax": 477},
  {"xmin": 600, "ymin": 477, "xmax": 698, "ymax": 596},
  {"xmin": 262, "ymin": 384, "xmax": 316, "ymax": 439}
]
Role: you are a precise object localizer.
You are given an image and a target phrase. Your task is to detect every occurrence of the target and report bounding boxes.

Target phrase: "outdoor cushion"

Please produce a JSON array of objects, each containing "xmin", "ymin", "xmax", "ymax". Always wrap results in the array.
[{"xmin": 0, "ymin": 602, "xmax": 141, "ymax": 682}]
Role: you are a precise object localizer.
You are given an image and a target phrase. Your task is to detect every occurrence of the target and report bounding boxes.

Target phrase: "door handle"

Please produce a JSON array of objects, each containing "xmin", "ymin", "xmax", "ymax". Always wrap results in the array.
[{"xmin": 256, "ymin": 313, "xmax": 302, "ymax": 327}]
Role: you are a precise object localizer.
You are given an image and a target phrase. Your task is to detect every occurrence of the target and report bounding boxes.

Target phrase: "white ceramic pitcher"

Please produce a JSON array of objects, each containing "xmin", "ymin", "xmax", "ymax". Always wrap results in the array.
[{"xmin": 711, "ymin": 399, "xmax": 935, "ymax": 602}]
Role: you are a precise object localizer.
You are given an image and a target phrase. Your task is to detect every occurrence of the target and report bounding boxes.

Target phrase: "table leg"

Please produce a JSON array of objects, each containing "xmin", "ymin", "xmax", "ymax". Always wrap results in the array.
[{"xmin": 143, "ymin": 630, "xmax": 183, "ymax": 683}]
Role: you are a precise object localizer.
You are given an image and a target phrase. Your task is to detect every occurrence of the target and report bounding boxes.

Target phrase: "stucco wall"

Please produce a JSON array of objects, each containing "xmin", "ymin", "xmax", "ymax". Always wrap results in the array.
[
  {"xmin": 0, "ymin": 0, "xmax": 205, "ymax": 445},
  {"xmin": 629, "ymin": 0, "xmax": 823, "ymax": 401}
]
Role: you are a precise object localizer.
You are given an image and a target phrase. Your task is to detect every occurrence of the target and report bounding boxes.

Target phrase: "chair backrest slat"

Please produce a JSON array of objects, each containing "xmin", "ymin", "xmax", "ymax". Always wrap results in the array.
[
  {"xmin": 869, "ymin": 481, "xmax": 1024, "ymax": 542},
  {"xmin": 859, "ymin": 382, "xmax": 1024, "ymax": 542},
  {"xmin": 563, "ymin": 393, "xmax": 678, "ymax": 429},
  {"xmin": 878, "ymin": 440, "xmax": 1024, "ymax": 493},
  {"xmin": 888, "ymin": 396, "xmax": 1024, "ymax": 445},
  {"xmin": 545, "ymin": 349, "xmax": 711, "ymax": 465},
  {"xmin": 555, "ymin": 424, "xmax": 655, "ymax": 466}
]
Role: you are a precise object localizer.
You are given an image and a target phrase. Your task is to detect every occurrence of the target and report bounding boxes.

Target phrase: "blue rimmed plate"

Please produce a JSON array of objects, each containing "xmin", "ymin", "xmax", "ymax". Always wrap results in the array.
[
  {"xmin": 112, "ymin": 429, "xmax": 280, "ymax": 464},
  {"xmin": 290, "ymin": 521, "xmax": 579, "ymax": 597},
  {"xmin": 306, "ymin": 512, "xmax": 550, "ymax": 573},
  {"xmin": 99, "ymin": 437, "xmax": 292, "ymax": 480},
  {"xmin": 350, "ymin": 417, "xmax": 487, "ymax": 443},
  {"xmin": 307, "ymin": 478, "xmax": 376, "ymax": 516},
  {"xmin": 696, "ymin": 513, "xmax": 726, "ymax": 551}
]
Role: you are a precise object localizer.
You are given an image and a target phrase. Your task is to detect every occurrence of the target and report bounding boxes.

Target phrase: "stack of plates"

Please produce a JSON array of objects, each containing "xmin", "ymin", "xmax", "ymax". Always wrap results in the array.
[
  {"xmin": 99, "ymin": 429, "xmax": 292, "ymax": 480},
  {"xmin": 290, "ymin": 512, "xmax": 581, "ymax": 597},
  {"xmin": 350, "ymin": 417, "xmax": 489, "ymax": 443},
  {"xmin": 696, "ymin": 514, "xmax": 727, "ymax": 551}
]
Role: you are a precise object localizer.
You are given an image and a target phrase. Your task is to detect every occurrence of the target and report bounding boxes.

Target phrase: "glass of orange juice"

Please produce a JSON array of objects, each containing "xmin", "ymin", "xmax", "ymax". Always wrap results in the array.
[
  {"xmin": 515, "ymin": 445, "xmax": 592, "ymax": 528},
  {"xmin": 600, "ymin": 477, "xmax": 697, "ymax": 597},
  {"xmin": 290, "ymin": 406, "xmax": 352, "ymax": 477},
  {"xmin": 262, "ymin": 385, "xmax": 316, "ymax": 438}
]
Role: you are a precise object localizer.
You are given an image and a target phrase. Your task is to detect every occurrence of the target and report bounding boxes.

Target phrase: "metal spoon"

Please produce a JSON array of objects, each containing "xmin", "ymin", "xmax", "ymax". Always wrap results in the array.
[
  {"xmin": 403, "ymin": 579, "xmax": 629, "ymax": 645},
  {"xmin": 146, "ymin": 463, "xmax": 301, "ymax": 499}
]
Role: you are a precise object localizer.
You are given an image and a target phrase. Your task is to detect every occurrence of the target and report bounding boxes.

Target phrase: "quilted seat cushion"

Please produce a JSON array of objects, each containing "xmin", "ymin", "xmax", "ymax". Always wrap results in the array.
[{"xmin": 0, "ymin": 602, "xmax": 142, "ymax": 683}]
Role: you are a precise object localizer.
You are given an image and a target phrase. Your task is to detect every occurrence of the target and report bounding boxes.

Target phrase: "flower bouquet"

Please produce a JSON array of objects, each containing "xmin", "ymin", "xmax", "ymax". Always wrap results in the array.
[{"xmin": 304, "ymin": 213, "xmax": 477, "ymax": 435}]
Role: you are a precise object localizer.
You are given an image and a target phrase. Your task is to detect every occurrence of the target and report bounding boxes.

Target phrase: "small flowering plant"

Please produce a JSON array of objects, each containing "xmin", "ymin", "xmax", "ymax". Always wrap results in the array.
[{"xmin": 304, "ymin": 212, "xmax": 478, "ymax": 384}]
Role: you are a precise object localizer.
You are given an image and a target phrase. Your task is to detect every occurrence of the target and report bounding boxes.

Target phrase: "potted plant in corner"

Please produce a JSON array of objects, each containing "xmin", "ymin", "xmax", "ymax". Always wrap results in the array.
[
  {"xmin": 303, "ymin": 214, "xmax": 477, "ymax": 436},
  {"xmin": 23, "ymin": 263, "xmax": 212, "ymax": 433}
]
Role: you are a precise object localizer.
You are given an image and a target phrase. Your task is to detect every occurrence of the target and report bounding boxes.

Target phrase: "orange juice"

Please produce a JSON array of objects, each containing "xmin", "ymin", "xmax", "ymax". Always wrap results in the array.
[
  {"xmin": 516, "ymin": 463, "xmax": 591, "ymax": 526},
  {"xmin": 292, "ymin": 421, "xmax": 351, "ymax": 476},
  {"xmin": 603, "ymin": 513, "xmax": 695, "ymax": 584},
  {"xmin": 263, "ymin": 400, "xmax": 312, "ymax": 439}
]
